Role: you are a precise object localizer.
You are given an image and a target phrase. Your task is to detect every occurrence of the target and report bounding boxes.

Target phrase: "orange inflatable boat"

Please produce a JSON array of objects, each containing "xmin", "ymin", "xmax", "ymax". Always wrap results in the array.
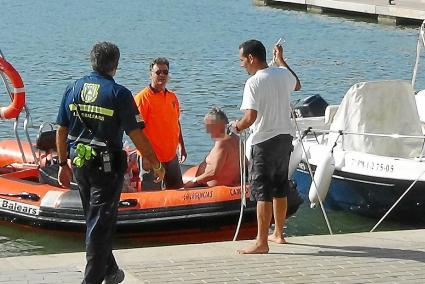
[
  {"xmin": 0, "ymin": 56, "xmax": 303, "ymax": 239},
  {"xmin": 0, "ymin": 133, "xmax": 302, "ymax": 236},
  {"xmin": 0, "ymin": 137, "xmax": 257, "ymax": 231}
]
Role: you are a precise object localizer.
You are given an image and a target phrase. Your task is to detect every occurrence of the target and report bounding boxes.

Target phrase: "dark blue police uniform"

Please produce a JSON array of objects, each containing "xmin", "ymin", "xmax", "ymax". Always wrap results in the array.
[{"xmin": 57, "ymin": 71, "xmax": 143, "ymax": 284}]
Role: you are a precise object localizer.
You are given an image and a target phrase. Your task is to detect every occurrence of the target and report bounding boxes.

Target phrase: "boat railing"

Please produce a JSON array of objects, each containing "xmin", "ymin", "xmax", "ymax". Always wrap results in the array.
[
  {"xmin": 308, "ymin": 128, "xmax": 425, "ymax": 139},
  {"xmin": 412, "ymin": 19, "xmax": 425, "ymax": 90},
  {"xmin": 0, "ymin": 49, "xmax": 38, "ymax": 165},
  {"xmin": 298, "ymin": 125, "xmax": 425, "ymax": 234},
  {"xmin": 304, "ymin": 128, "xmax": 425, "ymax": 160}
]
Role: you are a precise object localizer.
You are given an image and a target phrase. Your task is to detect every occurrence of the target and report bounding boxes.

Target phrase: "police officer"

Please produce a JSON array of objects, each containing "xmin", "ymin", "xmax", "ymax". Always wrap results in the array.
[{"xmin": 56, "ymin": 42, "xmax": 165, "ymax": 284}]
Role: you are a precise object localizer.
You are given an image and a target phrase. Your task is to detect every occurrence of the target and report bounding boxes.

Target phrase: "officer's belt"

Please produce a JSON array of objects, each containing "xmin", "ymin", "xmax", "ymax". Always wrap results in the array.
[
  {"xmin": 70, "ymin": 147, "xmax": 125, "ymax": 169},
  {"xmin": 68, "ymin": 135, "xmax": 107, "ymax": 148}
]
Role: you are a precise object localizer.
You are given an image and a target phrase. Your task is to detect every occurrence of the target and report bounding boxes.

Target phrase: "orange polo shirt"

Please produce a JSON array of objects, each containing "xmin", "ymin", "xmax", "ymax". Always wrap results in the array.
[{"xmin": 134, "ymin": 86, "xmax": 180, "ymax": 162}]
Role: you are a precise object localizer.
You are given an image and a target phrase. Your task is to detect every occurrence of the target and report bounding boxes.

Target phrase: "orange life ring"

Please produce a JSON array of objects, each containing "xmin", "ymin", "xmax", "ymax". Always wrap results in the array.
[{"xmin": 0, "ymin": 57, "xmax": 25, "ymax": 119}]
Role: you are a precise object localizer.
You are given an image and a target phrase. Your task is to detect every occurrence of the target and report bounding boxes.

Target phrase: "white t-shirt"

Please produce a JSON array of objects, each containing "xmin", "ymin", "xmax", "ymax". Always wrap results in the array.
[{"xmin": 240, "ymin": 66, "xmax": 296, "ymax": 145}]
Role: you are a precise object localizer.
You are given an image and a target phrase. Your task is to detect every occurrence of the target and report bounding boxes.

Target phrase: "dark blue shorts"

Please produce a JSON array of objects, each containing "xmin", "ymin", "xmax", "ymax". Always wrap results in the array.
[{"xmin": 249, "ymin": 134, "xmax": 293, "ymax": 202}]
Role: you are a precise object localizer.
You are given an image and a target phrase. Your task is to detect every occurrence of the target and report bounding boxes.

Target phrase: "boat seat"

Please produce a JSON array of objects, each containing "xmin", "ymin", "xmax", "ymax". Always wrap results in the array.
[
  {"xmin": 35, "ymin": 123, "xmax": 58, "ymax": 167},
  {"xmin": 39, "ymin": 164, "xmax": 79, "ymax": 190},
  {"xmin": 181, "ymin": 165, "xmax": 198, "ymax": 183}
]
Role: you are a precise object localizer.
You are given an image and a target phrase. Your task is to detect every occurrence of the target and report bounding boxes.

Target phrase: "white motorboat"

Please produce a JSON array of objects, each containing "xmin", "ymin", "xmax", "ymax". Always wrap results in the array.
[{"xmin": 292, "ymin": 20, "xmax": 425, "ymax": 223}]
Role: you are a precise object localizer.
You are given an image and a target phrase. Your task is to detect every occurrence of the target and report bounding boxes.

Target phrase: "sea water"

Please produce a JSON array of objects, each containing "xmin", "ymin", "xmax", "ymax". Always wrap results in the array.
[{"xmin": 0, "ymin": 0, "xmax": 423, "ymax": 257}]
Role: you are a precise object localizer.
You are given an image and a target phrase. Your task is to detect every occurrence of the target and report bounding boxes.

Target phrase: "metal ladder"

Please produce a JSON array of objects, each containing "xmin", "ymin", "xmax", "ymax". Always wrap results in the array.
[{"xmin": 0, "ymin": 48, "xmax": 38, "ymax": 165}]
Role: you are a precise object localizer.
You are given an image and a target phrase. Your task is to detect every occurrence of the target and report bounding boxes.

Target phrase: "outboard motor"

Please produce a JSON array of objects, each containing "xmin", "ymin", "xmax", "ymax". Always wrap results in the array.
[{"xmin": 294, "ymin": 95, "xmax": 328, "ymax": 118}]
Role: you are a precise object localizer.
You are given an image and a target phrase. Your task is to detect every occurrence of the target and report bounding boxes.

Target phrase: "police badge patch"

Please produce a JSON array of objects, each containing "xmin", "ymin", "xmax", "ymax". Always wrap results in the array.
[{"xmin": 81, "ymin": 83, "xmax": 100, "ymax": 103}]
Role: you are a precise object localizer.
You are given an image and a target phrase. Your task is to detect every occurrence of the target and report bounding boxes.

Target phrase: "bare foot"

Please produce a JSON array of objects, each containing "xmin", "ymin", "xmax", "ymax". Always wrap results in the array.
[
  {"xmin": 237, "ymin": 243, "xmax": 269, "ymax": 254},
  {"xmin": 268, "ymin": 234, "xmax": 287, "ymax": 244}
]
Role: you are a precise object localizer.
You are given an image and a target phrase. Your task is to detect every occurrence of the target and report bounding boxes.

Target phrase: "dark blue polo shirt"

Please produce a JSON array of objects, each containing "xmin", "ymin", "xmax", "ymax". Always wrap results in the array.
[{"xmin": 56, "ymin": 71, "xmax": 144, "ymax": 151}]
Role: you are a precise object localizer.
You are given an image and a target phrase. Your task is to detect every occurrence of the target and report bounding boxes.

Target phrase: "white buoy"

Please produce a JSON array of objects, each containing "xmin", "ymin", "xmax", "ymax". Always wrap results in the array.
[
  {"xmin": 308, "ymin": 151, "xmax": 335, "ymax": 208},
  {"xmin": 288, "ymin": 138, "xmax": 303, "ymax": 178}
]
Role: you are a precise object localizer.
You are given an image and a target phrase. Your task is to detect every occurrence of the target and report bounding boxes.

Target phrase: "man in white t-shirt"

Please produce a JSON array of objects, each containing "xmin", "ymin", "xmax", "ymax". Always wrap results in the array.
[{"xmin": 232, "ymin": 39, "xmax": 301, "ymax": 254}]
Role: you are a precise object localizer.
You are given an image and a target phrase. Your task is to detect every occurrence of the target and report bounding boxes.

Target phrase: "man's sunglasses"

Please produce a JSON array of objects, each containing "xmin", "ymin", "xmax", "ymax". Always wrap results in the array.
[{"xmin": 155, "ymin": 70, "xmax": 169, "ymax": 75}]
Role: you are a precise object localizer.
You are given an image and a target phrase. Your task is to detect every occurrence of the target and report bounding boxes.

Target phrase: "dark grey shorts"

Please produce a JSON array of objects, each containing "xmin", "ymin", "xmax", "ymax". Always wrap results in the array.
[{"xmin": 249, "ymin": 134, "xmax": 293, "ymax": 202}]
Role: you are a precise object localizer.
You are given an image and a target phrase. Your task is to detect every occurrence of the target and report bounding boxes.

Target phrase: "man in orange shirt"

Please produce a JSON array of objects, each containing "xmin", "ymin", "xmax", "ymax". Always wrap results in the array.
[{"xmin": 134, "ymin": 57, "xmax": 187, "ymax": 189}]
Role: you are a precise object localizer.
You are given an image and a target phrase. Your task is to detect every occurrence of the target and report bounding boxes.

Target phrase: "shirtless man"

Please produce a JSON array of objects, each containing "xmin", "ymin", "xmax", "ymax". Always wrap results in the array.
[{"xmin": 184, "ymin": 108, "xmax": 241, "ymax": 188}]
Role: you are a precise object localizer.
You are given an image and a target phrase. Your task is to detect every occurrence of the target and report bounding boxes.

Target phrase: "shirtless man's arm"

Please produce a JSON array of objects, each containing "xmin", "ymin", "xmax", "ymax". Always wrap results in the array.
[{"xmin": 185, "ymin": 142, "xmax": 227, "ymax": 188}]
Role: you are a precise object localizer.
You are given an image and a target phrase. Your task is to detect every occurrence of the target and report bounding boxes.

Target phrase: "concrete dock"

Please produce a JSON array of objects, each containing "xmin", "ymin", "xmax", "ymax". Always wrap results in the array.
[
  {"xmin": 259, "ymin": 0, "xmax": 425, "ymax": 24},
  {"xmin": 1, "ymin": 229, "xmax": 425, "ymax": 283}
]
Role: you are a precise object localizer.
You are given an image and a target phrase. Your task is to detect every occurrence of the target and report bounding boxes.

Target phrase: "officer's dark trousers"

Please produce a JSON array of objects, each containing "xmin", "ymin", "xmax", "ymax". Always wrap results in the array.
[{"xmin": 72, "ymin": 153, "xmax": 126, "ymax": 284}]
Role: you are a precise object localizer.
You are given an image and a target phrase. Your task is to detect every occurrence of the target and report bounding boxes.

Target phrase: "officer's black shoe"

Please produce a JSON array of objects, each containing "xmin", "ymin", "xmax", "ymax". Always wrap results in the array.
[{"xmin": 103, "ymin": 268, "xmax": 125, "ymax": 284}]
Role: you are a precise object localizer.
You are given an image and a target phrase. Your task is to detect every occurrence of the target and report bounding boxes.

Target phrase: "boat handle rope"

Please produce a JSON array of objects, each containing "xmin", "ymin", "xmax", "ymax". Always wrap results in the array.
[
  {"xmin": 233, "ymin": 127, "xmax": 247, "ymax": 241},
  {"xmin": 292, "ymin": 108, "xmax": 334, "ymax": 235},
  {"xmin": 119, "ymin": 199, "xmax": 138, "ymax": 208},
  {"xmin": 0, "ymin": 192, "xmax": 40, "ymax": 201}
]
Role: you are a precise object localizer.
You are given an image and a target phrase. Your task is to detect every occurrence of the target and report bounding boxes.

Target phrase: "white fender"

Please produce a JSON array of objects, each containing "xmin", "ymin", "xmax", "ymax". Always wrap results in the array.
[
  {"xmin": 288, "ymin": 138, "xmax": 303, "ymax": 178},
  {"xmin": 308, "ymin": 151, "xmax": 335, "ymax": 208}
]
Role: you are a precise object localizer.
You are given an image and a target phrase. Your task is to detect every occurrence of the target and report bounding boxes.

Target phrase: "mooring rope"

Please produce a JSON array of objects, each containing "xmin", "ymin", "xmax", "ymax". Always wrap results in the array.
[
  {"xmin": 233, "ymin": 128, "xmax": 247, "ymax": 241},
  {"xmin": 291, "ymin": 109, "xmax": 334, "ymax": 235}
]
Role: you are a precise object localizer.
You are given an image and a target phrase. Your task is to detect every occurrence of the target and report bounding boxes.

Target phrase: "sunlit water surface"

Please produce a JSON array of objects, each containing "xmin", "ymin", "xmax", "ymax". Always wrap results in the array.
[{"xmin": 0, "ymin": 0, "xmax": 423, "ymax": 257}]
